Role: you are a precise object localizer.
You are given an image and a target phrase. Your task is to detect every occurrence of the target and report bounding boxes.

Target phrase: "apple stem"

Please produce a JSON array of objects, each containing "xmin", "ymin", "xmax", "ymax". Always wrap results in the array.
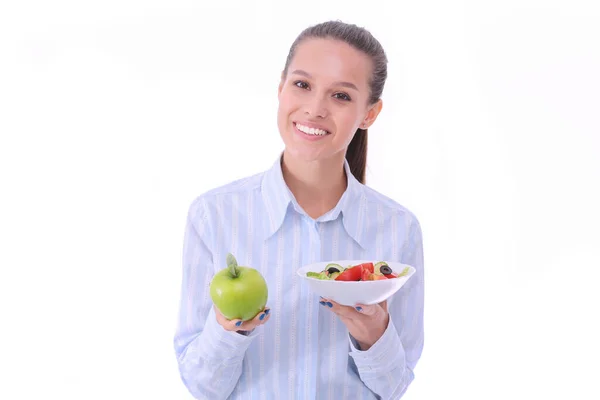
[{"xmin": 226, "ymin": 253, "xmax": 240, "ymax": 278}]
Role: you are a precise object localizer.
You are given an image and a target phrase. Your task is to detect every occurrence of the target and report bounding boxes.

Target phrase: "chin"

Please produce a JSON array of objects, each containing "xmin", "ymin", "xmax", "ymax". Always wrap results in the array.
[
  {"xmin": 279, "ymin": 123, "xmax": 340, "ymax": 163},
  {"xmin": 283, "ymin": 146, "xmax": 325, "ymax": 163},
  {"xmin": 283, "ymin": 142, "xmax": 344, "ymax": 165}
]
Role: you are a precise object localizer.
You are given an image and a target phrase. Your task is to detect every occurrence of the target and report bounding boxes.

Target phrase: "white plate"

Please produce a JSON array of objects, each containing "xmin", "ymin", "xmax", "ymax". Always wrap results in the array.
[{"xmin": 296, "ymin": 260, "xmax": 416, "ymax": 306}]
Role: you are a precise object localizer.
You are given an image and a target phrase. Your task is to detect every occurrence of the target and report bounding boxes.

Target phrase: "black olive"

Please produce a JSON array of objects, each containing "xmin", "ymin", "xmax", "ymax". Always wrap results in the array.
[
  {"xmin": 327, "ymin": 267, "xmax": 340, "ymax": 274},
  {"xmin": 380, "ymin": 265, "xmax": 392, "ymax": 275}
]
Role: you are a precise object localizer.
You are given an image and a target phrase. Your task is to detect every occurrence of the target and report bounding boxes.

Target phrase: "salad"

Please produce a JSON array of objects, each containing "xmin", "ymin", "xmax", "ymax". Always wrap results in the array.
[{"xmin": 306, "ymin": 261, "xmax": 409, "ymax": 281}]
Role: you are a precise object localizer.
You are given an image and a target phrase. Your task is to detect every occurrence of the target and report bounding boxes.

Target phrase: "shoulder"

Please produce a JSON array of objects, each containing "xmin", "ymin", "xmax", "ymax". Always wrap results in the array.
[
  {"xmin": 186, "ymin": 171, "xmax": 265, "ymax": 220},
  {"xmin": 361, "ymin": 185, "xmax": 422, "ymax": 230}
]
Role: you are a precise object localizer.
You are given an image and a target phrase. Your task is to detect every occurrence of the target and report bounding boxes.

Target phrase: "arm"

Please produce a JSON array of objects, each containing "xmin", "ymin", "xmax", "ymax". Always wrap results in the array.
[
  {"xmin": 348, "ymin": 217, "xmax": 425, "ymax": 399},
  {"xmin": 173, "ymin": 198, "xmax": 259, "ymax": 400}
]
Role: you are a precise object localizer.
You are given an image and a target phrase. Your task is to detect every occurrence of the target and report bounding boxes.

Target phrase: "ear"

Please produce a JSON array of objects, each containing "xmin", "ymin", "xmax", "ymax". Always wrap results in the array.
[{"xmin": 361, "ymin": 99, "xmax": 383, "ymax": 129}]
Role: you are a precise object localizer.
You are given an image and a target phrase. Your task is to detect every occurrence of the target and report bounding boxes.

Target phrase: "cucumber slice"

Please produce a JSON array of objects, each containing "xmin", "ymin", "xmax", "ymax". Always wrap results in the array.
[
  {"xmin": 374, "ymin": 261, "xmax": 389, "ymax": 275},
  {"xmin": 306, "ymin": 271, "xmax": 331, "ymax": 280},
  {"xmin": 325, "ymin": 263, "xmax": 343, "ymax": 273}
]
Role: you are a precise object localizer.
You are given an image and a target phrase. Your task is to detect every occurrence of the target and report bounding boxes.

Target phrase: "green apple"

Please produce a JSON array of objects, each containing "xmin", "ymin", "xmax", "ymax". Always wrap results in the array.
[{"xmin": 209, "ymin": 253, "xmax": 268, "ymax": 321}]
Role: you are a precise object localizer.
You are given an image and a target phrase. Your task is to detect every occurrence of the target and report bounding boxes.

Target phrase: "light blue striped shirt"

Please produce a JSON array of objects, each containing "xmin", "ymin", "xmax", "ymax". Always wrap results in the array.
[{"xmin": 174, "ymin": 154, "xmax": 425, "ymax": 400}]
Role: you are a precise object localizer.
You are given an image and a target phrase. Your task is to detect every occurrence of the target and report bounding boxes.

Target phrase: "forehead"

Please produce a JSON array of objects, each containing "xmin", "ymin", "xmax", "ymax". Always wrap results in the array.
[{"xmin": 288, "ymin": 38, "xmax": 372, "ymax": 90}]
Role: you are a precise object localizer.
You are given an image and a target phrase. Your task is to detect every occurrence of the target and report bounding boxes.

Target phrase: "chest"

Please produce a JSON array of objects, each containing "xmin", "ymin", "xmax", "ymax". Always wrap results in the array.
[{"xmin": 209, "ymin": 211, "xmax": 407, "ymax": 288}]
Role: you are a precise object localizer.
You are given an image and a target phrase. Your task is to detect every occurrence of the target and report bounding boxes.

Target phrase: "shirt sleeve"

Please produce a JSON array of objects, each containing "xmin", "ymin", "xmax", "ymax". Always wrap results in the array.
[
  {"xmin": 348, "ymin": 215, "xmax": 425, "ymax": 399},
  {"xmin": 173, "ymin": 197, "xmax": 260, "ymax": 400}
]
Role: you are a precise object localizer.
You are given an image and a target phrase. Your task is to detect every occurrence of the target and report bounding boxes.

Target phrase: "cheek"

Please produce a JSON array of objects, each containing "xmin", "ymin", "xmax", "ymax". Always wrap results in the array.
[
  {"xmin": 278, "ymin": 94, "xmax": 301, "ymax": 123},
  {"xmin": 329, "ymin": 110, "xmax": 362, "ymax": 143},
  {"xmin": 336, "ymin": 109, "xmax": 361, "ymax": 130},
  {"xmin": 276, "ymin": 101, "xmax": 291, "ymax": 132},
  {"xmin": 277, "ymin": 92, "xmax": 291, "ymax": 112},
  {"xmin": 281, "ymin": 91, "xmax": 300, "ymax": 109}
]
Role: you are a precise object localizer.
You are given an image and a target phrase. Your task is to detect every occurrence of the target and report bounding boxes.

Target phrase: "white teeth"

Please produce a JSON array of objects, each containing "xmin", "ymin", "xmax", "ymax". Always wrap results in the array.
[{"xmin": 296, "ymin": 123, "xmax": 328, "ymax": 136}]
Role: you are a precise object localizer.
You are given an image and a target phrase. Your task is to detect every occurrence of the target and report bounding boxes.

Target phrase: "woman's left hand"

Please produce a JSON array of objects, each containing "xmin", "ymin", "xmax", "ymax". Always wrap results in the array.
[{"xmin": 320, "ymin": 297, "xmax": 389, "ymax": 351}]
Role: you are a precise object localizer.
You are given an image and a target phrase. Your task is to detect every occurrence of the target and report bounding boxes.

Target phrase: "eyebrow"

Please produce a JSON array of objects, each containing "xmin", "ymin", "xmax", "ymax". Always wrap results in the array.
[{"xmin": 291, "ymin": 69, "xmax": 359, "ymax": 91}]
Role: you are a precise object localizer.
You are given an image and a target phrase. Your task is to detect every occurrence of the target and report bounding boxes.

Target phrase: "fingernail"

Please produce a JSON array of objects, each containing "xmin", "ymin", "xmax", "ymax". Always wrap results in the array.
[
  {"xmin": 264, "ymin": 309, "xmax": 270, "ymax": 315},
  {"xmin": 235, "ymin": 321, "xmax": 242, "ymax": 327},
  {"xmin": 355, "ymin": 306, "xmax": 363, "ymax": 312},
  {"xmin": 259, "ymin": 312, "xmax": 266, "ymax": 320},
  {"xmin": 326, "ymin": 302, "xmax": 333, "ymax": 308},
  {"xmin": 319, "ymin": 301, "xmax": 326, "ymax": 306}
]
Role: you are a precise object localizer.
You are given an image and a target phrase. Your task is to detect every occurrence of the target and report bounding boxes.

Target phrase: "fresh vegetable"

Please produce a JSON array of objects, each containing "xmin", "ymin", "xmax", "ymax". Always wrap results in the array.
[
  {"xmin": 361, "ymin": 267, "xmax": 371, "ymax": 281},
  {"xmin": 374, "ymin": 261, "xmax": 390, "ymax": 275},
  {"xmin": 305, "ymin": 261, "xmax": 405, "ymax": 281},
  {"xmin": 335, "ymin": 264, "xmax": 364, "ymax": 281},
  {"xmin": 210, "ymin": 253, "xmax": 269, "ymax": 321},
  {"xmin": 359, "ymin": 262, "xmax": 374, "ymax": 274},
  {"xmin": 325, "ymin": 263, "xmax": 343, "ymax": 274}
]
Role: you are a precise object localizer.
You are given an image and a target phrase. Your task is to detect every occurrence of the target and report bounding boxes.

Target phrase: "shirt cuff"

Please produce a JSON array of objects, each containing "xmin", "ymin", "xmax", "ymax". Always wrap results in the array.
[{"xmin": 348, "ymin": 315, "xmax": 405, "ymax": 374}]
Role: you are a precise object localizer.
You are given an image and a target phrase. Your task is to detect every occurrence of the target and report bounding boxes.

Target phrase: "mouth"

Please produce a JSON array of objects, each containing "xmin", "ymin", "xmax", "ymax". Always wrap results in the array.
[{"xmin": 293, "ymin": 122, "xmax": 331, "ymax": 139}]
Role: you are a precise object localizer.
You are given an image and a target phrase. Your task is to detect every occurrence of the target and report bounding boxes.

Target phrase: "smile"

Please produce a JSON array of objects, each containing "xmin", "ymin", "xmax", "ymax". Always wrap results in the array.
[{"xmin": 294, "ymin": 122, "xmax": 330, "ymax": 136}]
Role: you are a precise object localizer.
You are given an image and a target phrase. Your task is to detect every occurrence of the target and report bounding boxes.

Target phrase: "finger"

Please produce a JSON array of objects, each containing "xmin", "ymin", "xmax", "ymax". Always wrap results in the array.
[
  {"xmin": 320, "ymin": 297, "xmax": 359, "ymax": 319},
  {"xmin": 214, "ymin": 306, "xmax": 238, "ymax": 331},
  {"xmin": 216, "ymin": 306, "xmax": 271, "ymax": 332},
  {"xmin": 231, "ymin": 307, "xmax": 271, "ymax": 331},
  {"xmin": 354, "ymin": 300, "xmax": 387, "ymax": 317},
  {"xmin": 320, "ymin": 297, "xmax": 379, "ymax": 315}
]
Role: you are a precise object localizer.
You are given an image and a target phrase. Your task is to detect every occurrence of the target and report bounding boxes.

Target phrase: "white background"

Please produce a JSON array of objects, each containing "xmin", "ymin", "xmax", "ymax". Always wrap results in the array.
[{"xmin": 1, "ymin": 0, "xmax": 599, "ymax": 399}]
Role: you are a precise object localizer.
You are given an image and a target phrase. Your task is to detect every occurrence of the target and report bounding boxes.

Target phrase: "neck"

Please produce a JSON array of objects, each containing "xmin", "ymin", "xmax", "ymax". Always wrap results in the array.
[{"xmin": 281, "ymin": 151, "xmax": 348, "ymax": 219}]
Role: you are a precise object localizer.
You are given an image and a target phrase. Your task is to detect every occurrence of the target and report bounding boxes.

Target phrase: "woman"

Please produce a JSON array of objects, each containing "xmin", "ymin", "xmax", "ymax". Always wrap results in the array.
[{"xmin": 174, "ymin": 20, "xmax": 425, "ymax": 400}]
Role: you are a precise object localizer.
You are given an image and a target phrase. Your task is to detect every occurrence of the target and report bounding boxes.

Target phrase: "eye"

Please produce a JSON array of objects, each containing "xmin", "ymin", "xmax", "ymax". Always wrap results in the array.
[
  {"xmin": 333, "ymin": 92, "xmax": 352, "ymax": 101},
  {"xmin": 294, "ymin": 80, "xmax": 309, "ymax": 89}
]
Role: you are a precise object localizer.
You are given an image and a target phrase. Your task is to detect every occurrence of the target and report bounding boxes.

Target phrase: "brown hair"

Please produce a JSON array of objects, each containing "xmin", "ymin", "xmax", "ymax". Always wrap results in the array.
[{"xmin": 281, "ymin": 20, "xmax": 388, "ymax": 184}]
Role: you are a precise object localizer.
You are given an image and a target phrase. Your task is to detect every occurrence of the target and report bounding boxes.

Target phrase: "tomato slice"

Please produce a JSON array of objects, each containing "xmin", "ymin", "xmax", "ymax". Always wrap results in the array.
[
  {"xmin": 385, "ymin": 273, "xmax": 398, "ymax": 279},
  {"xmin": 358, "ymin": 262, "xmax": 374, "ymax": 274},
  {"xmin": 335, "ymin": 265, "xmax": 363, "ymax": 281},
  {"xmin": 361, "ymin": 268, "xmax": 372, "ymax": 281}
]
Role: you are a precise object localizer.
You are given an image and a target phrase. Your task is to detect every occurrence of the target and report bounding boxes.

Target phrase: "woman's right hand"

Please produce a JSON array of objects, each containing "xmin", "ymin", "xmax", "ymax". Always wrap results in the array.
[{"xmin": 214, "ymin": 305, "xmax": 271, "ymax": 333}]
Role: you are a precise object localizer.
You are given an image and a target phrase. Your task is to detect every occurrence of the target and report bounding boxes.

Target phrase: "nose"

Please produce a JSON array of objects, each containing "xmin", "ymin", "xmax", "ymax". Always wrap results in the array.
[{"xmin": 304, "ymin": 95, "xmax": 328, "ymax": 119}]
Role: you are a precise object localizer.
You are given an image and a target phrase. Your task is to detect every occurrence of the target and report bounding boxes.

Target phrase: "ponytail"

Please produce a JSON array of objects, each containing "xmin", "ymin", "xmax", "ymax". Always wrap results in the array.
[{"xmin": 345, "ymin": 128, "xmax": 368, "ymax": 184}]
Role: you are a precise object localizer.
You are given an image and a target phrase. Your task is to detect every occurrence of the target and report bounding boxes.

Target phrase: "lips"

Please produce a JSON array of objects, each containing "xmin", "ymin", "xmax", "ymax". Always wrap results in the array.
[
  {"xmin": 294, "ymin": 122, "xmax": 331, "ymax": 136},
  {"xmin": 292, "ymin": 122, "xmax": 331, "ymax": 141}
]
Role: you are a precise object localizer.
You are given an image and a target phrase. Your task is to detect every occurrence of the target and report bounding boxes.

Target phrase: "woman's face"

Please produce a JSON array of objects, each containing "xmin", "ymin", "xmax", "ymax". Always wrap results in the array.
[{"xmin": 277, "ymin": 38, "xmax": 382, "ymax": 163}]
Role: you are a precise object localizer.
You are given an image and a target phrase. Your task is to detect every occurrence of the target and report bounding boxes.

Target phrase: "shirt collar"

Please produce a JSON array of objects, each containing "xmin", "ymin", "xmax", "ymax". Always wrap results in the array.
[{"xmin": 260, "ymin": 153, "xmax": 367, "ymax": 248}]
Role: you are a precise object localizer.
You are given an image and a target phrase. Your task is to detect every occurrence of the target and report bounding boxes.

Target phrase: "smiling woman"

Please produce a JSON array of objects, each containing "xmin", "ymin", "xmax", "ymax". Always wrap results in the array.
[
  {"xmin": 277, "ymin": 38, "xmax": 377, "ymax": 164},
  {"xmin": 277, "ymin": 25, "xmax": 387, "ymax": 188},
  {"xmin": 174, "ymin": 20, "xmax": 425, "ymax": 400}
]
